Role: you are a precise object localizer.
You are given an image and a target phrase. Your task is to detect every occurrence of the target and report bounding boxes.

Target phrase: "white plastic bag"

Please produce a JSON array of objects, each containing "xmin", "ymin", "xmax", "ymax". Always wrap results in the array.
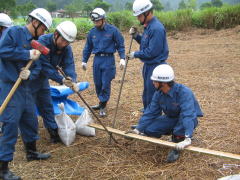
[
  {"xmin": 75, "ymin": 109, "xmax": 96, "ymax": 136},
  {"xmin": 55, "ymin": 103, "xmax": 76, "ymax": 146}
]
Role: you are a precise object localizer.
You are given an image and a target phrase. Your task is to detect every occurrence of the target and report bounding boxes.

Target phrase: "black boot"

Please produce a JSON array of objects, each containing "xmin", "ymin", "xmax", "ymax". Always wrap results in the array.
[
  {"xmin": 0, "ymin": 161, "xmax": 21, "ymax": 180},
  {"xmin": 24, "ymin": 141, "xmax": 51, "ymax": 161},
  {"xmin": 166, "ymin": 135, "xmax": 185, "ymax": 163},
  {"xmin": 99, "ymin": 102, "xmax": 107, "ymax": 117},
  {"xmin": 47, "ymin": 128, "xmax": 61, "ymax": 143}
]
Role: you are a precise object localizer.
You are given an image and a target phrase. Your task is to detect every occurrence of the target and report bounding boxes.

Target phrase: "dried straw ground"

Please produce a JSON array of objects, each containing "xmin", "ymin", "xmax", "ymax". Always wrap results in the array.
[{"xmin": 13, "ymin": 26, "xmax": 240, "ymax": 180}]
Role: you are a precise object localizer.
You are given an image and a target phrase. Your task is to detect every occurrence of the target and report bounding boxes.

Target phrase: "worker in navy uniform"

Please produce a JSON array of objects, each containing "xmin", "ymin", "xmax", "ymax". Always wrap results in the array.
[
  {"xmin": 0, "ymin": 8, "xmax": 52, "ymax": 180},
  {"xmin": 127, "ymin": 0, "xmax": 169, "ymax": 113},
  {"xmin": 82, "ymin": 8, "xmax": 126, "ymax": 117},
  {"xmin": 127, "ymin": 64, "xmax": 203, "ymax": 163},
  {"xmin": 31, "ymin": 21, "xmax": 78, "ymax": 143}
]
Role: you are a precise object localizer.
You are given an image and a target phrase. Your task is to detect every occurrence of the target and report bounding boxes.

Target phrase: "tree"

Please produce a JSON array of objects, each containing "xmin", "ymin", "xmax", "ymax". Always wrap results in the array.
[
  {"xmin": 200, "ymin": 2, "xmax": 212, "ymax": 9},
  {"xmin": 65, "ymin": 4, "xmax": 78, "ymax": 18},
  {"xmin": 92, "ymin": 0, "xmax": 111, "ymax": 12},
  {"xmin": 152, "ymin": 0, "xmax": 164, "ymax": 11},
  {"xmin": 211, "ymin": 0, "xmax": 223, "ymax": 7},
  {"xmin": 178, "ymin": 0, "xmax": 187, "ymax": 9},
  {"xmin": 186, "ymin": 0, "xmax": 197, "ymax": 10},
  {"xmin": 17, "ymin": 2, "xmax": 36, "ymax": 19},
  {"xmin": 125, "ymin": 2, "xmax": 132, "ymax": 10},
  {"xmin": 0, "ymin": 0, "xmax": 16, "ymax": 13},
  {"xmin": 47, "ymin": 1, "xmax": 57, "ymax": 13}
]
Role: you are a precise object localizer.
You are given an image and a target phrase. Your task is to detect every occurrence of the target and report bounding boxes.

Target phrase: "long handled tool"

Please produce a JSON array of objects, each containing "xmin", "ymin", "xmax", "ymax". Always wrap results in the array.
[
  {"xmin": 56, "ymin": 65, "xmax": 119, "ymax": 144},
  {"xmin": 90, "ymin": 123, "xmax": 240, "ymax": 161},
  {"xmin": 109, "ymin": 36, "xmax": 134, "ymax": 144},
  {"xmin": 0, "ymin": 40, "xmax": 50, "ymax": 115}
]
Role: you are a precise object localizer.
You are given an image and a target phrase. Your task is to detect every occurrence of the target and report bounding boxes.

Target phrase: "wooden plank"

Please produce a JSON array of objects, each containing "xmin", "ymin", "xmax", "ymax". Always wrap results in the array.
[{"xmin": 88, "ymin": 123, "xmax": 240, "ymax": 161}]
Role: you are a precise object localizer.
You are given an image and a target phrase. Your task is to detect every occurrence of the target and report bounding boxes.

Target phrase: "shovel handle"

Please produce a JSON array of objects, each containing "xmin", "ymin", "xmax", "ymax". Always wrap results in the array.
[{"xmin": 0, "ymin": 60, "xmax": 34, "ymax": 115}]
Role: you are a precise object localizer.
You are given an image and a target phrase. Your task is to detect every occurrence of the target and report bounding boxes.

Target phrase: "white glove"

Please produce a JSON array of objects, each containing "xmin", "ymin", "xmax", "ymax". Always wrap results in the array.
[
  {"xmin": 62, "ymin": 77, "xmax": 73, "ymax": 87},
  {"xmin": 129, "ymin": 27, "xmax": 138, "ymax": 37},
  {"xmin": 19, "ymin": 69, "xmax": 30, "ymax": 80},
  {"xmin": 29, "ymin": 49, "xmax": 41, "ymax": 61},
  {"xmin": 119, "ymin": 59, "xmax": 126, "ymax": 70},
  {"xmin": 71, "ymin": 83, "xmax": 79, "ymax": 92},
  {"xmin": 175, "ymin": 138, "xmax": 191, "ymax": 150},
  {"xmin": 125, "ymin": 128, "xmax": 140, "ymax": 135},
  {"xmin": 82, "ymin": 62, "xmax": 87, "ymax": 71},
  {"xmin": 127, "ymin": 52, "xmax": 135, "ymax": 60}
]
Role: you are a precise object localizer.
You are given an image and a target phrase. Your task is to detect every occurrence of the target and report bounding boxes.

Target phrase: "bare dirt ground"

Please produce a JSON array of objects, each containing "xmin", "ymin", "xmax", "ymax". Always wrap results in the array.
[{"xmin": 13, "ymin": 26, "xmax": 240, "ymax": 180}]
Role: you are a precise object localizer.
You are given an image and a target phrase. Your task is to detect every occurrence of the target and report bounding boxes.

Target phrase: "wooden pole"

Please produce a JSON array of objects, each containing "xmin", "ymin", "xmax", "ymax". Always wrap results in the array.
[
  {"xmin": 0, "ymin": 60, "xmax": 34, "ymax": 115},
  {"xmin": 89, "ymin": 123, "xmax": 240, "ymax": 161}
]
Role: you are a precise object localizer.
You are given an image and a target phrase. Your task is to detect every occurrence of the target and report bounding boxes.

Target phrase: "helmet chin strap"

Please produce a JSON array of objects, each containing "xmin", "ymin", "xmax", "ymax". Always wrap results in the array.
[
  {"xmin": 32, "ymin": 21, "xmax": 42, "ymax": 40},
  {"xmin": 156, "ymin": 82, "xmax": 163, "ymax": 91},
  {"xmin": 141, "ymin": 11, "xmax": 150, "ymax": 25},
  {"xmin": 54, "ymin": 32, "xmax": 66, "ymax": 54}
]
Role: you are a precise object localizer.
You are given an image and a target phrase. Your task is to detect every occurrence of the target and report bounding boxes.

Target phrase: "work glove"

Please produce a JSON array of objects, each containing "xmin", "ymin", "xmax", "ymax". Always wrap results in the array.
[
  {"xmin": 71, "ymin": 82, "xmax": 80, "ymax": 92},
  {"xmin": 82, "ymin": 62, "xmax": 87, "ymax": 71},
  {"xmin": 129, "ymin": 26, "xmax": 138, "ymax": 37},
  {"xmin": 29, "ymin": 49, "xmax": 41, "ymax": 61},
  {"xmin": 119, "ymin": 59, "xmax": 126, "ymax": 70},
  {"xmin": 19, "ymin": 69, "xmax": 30, "ymax": 80},
  {"xmin": 175, "ymin": 137, "xmax": 191, "ymax": 150},
  {"xmin": 62, "ymin": 77, "xmax": 73, "ymax": 87},
  {"xmin": 125, "ymin": 128, "xmax": 140, "ymax": 135},
  {"xmin": 126, "ymin": 52, "xmax": 135, "ymax": 60}
]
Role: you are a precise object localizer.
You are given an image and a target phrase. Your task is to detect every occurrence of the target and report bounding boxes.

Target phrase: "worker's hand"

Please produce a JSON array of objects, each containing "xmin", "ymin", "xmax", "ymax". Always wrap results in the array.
[
  {"xmin": 71, "ymin": 82, "xmax": 80, "ymax": 92},
  {"xmin": 30, "ymin": 49, "xmax": 41, "ymax": 61},
  {"xmin": 175, "ymin": 138, "xmax": 191, "ymax": 150},
  {"xmin": 19, "ymin": 69, "xmax": 30, "ymax": 80},
  {"xmin": 119, "ymin": 59, "xmax": 126, "ymax": 70},
  {"xmin": 126, "ymin": 52, "xmax": 135, "ymax": 60},
  {"xmin": 62, "ymin": 77, "xmax": 73, "ymax": 87},
  {"xmin": 125, "ymin": 128, "xmax": 140, "ymax": 135},
  {"xmin": 82, "ymin": 62, "xmax": 87, "ymax": 71},
  {"xmin": 129, "ymin": 26, "xmax": 138, "ymax": 37}
]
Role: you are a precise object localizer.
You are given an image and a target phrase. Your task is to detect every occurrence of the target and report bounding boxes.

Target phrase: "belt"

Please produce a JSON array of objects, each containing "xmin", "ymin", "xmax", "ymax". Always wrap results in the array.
[{"xmin": 95, "ymin": 53, "xmax": 113, "ymax": 57}]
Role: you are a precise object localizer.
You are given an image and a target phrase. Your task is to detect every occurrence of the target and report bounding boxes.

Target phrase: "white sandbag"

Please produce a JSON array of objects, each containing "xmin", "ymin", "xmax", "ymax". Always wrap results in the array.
[
  {"xmin": 55, "ymin": 103, "xmax": 76, "ymax": 146},
  {"xmin": 75, "ymin": 109, "xmax": 96, "ymax": 136}
]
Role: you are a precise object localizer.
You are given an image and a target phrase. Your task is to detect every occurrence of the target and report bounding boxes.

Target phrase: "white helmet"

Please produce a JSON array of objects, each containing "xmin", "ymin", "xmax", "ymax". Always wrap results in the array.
[
  {"xmin": 151, "ymin": 64, "xmax": 175, "ymax": 82},
  {"xmin": 29, "ymin": 8, "xmax": 52, "ymax": 30},
  {"xmin": 133, "ymin": 0, "xmax": 153, "ymax": 16},
  {"xmin": 56, "ymin": 21, "xmax": 77, "ymax": 43},
  {"xmin": 90, "ymin": 8, "xmax": 106, "ymax": 21},
  {"xmin": 0, "ymin": 13, "xmax": 13, "ymax": 27}
]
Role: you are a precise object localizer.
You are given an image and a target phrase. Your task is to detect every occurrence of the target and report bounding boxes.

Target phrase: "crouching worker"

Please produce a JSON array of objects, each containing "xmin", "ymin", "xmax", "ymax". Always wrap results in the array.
[
  {"xmin": 127, "ymin": 64, "xmax": 203, "ymax": 163},
  {"xmin": 31, "ymin": 21, "xmax": 78, "ymax": 143},
  {"xmin": 0, "ymin": 8, "xmax": 52, "ymax": 180}
]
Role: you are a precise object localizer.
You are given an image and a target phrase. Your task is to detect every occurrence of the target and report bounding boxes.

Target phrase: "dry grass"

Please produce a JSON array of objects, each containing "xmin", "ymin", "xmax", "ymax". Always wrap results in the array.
[{"xmin": 12, "ymin": 26, "xmax": 240, "ymax": 179}]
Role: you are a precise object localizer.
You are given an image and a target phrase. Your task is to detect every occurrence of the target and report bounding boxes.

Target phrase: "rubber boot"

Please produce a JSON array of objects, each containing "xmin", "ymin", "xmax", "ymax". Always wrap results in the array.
[
  {"xmin": 99, "ymin": 102, "xmax": 107, "ymax": 117},
  {"xmin": 47, "ymin": 128, "xmax": 61, "ymax": 143},
  {"xmin": 0, "ymin": 161, "xmax": 21, "ymax": 180},
  {"xmin": 24, "ymin": 141, "xmax": 51, "ymax": 161},
  {"xmin": 166, "ymin": 135, "xmax": 185, "ymax": 163}
]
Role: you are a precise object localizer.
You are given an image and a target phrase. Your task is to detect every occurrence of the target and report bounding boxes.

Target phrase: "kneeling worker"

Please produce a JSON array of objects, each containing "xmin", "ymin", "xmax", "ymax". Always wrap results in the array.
[{"xmin": 127, "ymin": 64, "xmax": 203, "ymax": 163}]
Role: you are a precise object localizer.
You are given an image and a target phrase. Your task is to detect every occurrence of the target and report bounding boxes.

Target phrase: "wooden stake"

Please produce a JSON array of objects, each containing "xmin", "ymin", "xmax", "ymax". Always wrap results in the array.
[{"xmin": 89, "ymin": 123, "xmax": 240, "ymax": 161}]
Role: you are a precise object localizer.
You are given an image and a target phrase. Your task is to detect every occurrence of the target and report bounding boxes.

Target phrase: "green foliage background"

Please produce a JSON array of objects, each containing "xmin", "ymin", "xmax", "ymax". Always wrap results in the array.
[{"xmin": 14, "ymin": 4, "xmax": 240, "ymax": 40}]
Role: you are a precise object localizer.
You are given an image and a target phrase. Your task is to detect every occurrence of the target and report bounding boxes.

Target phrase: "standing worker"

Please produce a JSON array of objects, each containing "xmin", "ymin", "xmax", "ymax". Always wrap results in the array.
[
  {"xmin": 82, "ymin": 8, "xmax": 126, "ymax": 117},
  {"xmin": 127, "ymin": 0, "xmax": 169, "ymax": 112},
  {"xmin": 127, "ymin": 64, "xmax": 203, "ymax": 163},
  {"xmin": 0, "ymin": 8, "xmax": 52, "ymax": 180},
  {"xmin": 0, "ymin": 13, "xmax": 13, "ymax": 38},
  {"xmin": 31, "ymin": 21, "xmax": 79, "ymax": 143}
]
